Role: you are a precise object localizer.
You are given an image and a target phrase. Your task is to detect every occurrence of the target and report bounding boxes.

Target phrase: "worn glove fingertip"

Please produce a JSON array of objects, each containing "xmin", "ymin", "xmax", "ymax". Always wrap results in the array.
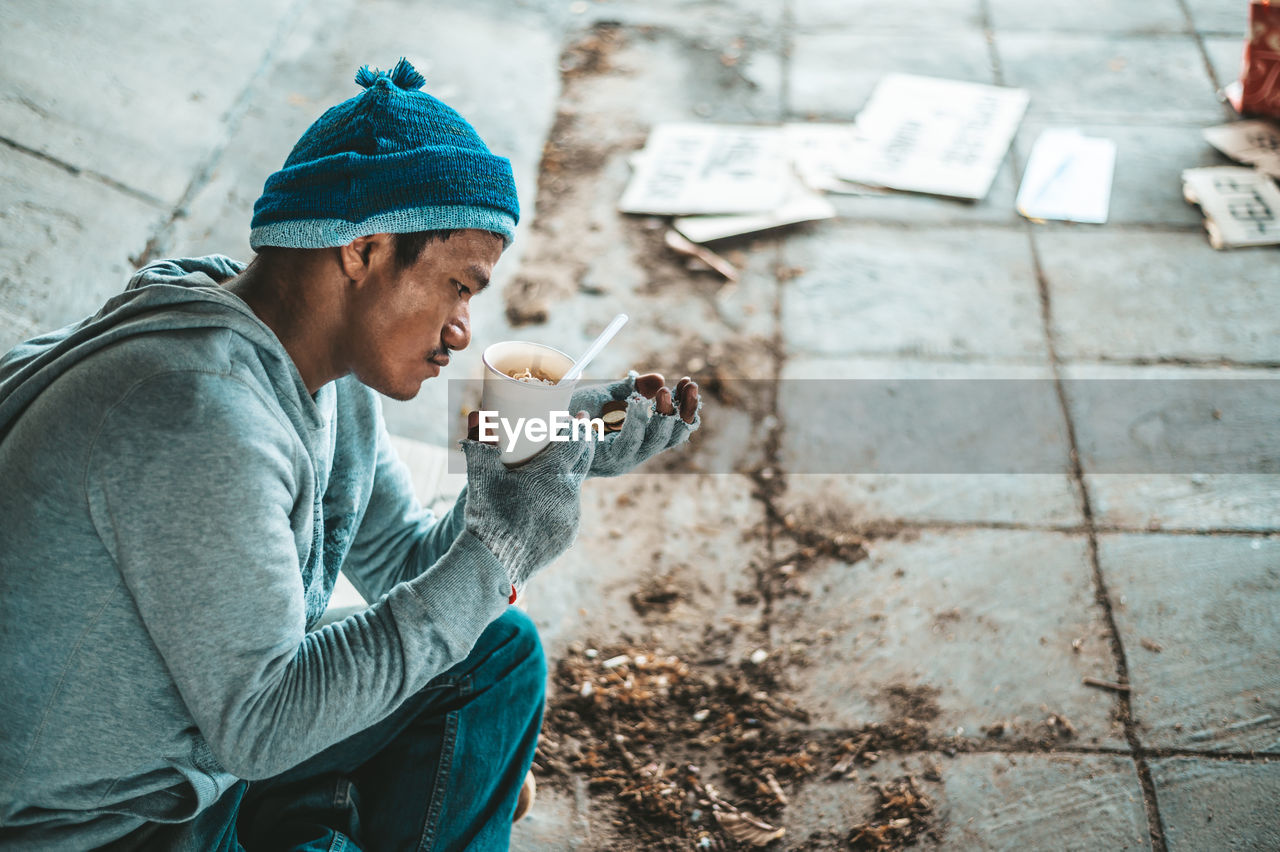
[
  {"xmin": 685, "ymin": 395, "xmax": 705, "ymax": 431},
  {"xmin": 626, "ymin": 391, "xmax": 655, "ymax": 417}
]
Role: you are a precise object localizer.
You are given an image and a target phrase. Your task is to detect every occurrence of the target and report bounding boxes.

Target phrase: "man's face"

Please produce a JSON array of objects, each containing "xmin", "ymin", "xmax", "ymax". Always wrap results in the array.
[{"xmin": 344, "ymin": 229, "xmax": 502, "ymax": 400}]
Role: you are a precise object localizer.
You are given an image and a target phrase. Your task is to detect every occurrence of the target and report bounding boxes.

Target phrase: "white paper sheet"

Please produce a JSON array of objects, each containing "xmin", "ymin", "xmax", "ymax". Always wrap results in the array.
[
  {"xmin": 783, "ymin": 123, "xmax": 875, "ymax": 194},
  {"xmin": 1016, "ymin": 129, "xmax": 1116, "ymax": 224},
  {"xmin": 618, "ymin": 123, "xmax": 790, "ymax": 215},
  {"xmin": 837, "ymin": 74, "xmax": 1029, "ymax": 200}
]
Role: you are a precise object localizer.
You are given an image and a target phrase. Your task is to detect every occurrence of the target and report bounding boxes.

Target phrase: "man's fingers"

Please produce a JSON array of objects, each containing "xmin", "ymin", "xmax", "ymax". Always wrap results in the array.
[
  {"xmin": 632, "ymin": 373, "xmax": 697, "ymax": 421},
  {"xmin": 678, "ymin": 382, "xmax": 699, "ymax": 423},
  {"xmin": 634, "ymin": 373, "xmax": 665, "ymax": 398},
  {"xmin": 656, "ymin": 386, "xmax": 675, "ymax": 416},
  {"xmin": 466, "ymin": 410, "xmax": 499, "ymax": 445}
]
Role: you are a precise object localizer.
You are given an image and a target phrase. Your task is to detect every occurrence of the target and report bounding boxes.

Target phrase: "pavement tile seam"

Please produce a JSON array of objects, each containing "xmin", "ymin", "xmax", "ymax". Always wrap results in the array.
[
  {"xmin": 1176, "ymin": 8, "xmax": 1241, "ymax": 89},
  {"xmin": 1188, "ymin": 36, "xmax": 1230, "ymax": 93},
  {"xmin": 710, "ymin": 736, "xmax": 1279, "ymax": 762},
  {"xmin": 1064, "ymin": 355, "xmax": 1280, "ymax": 371},
  {"xmin": 780, "ymin": 0, "xmax": 794, "ymax": 118},
  {"xmin": 1092, "ymin": 526, "xmax": 1280, "ymax": 538},
  {"xmin": 130, "ymin": 0, "xmax": 310, "ymax": 267},
  {"xmin": 1074, "ymin": 507, "xmax": 1171, "ymax": 846},
  {"xmin": 1011, "ymin": 203, "xmax": 1178, "ymax": 849},
  {"xmin": 779, "ymin": 219, "xmax": 1222, "ymax": 240},
  {"xmin": 762, "ymin": 518, "xmax": 1280, "ymax": 537},
  {"xmin": 1049, "ymin": 428, "xmax": 1171, "ymax": 845},
  {"xmin": 1025, "ymin": 222, "xmax": 1207, "ymax": 234},
  {"xmin": 0, "ymin": 137, "xmax": 166, "ymax": 210}
]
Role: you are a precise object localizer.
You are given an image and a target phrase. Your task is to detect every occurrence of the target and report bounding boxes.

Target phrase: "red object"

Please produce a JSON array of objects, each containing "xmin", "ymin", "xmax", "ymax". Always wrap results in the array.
[
  {"xmin": 509, "ymin": 586, "xmax": 518, "ymax": 605},
  {"xmin": 1235, "ymin": 1, "xmax": 1280, "ymax": 117}
]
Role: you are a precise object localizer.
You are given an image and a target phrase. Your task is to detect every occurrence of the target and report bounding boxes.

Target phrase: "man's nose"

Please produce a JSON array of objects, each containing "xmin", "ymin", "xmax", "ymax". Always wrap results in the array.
[{"xmin": 442, "ymin": 305, "xmax": 470, "ymax": 352}]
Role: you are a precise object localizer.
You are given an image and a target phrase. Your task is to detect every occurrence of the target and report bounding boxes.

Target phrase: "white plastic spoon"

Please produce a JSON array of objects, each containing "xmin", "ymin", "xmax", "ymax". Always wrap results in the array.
[{"xmin": 559, "ymin": 313, "xmax": 628, "ymax": 385}]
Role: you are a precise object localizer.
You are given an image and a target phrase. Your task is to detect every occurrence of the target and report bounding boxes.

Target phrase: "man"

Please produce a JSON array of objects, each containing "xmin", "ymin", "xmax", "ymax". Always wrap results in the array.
[{"xmin": 0, "ymin": 59, "xmax": 699, "ymax": 850}]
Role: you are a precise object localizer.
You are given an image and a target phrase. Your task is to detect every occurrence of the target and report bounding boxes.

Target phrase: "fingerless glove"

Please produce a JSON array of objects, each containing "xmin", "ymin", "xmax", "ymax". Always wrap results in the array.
[
  {"xmin": 460, "ymin": 434, "xmax": 594, "ymax": 595},
  {"xmin": 569, "ymin": 371, "xmax": 701, "ymax": 477}
]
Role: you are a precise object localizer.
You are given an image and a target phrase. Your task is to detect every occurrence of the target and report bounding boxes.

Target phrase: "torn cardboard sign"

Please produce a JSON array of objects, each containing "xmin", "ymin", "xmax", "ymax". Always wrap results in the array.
[
  {"xmin": 1016, "ymin": 129, "xmax": 1116, "ymax": 224},
  {"xmin": 839, "ymin": 74, "xmax": 1029, "ymax": 200},
  {"xmin": 1182, "ymin": 166, "xmax": 1280, "ymax": 249},
  {"xmin": 1202, "ymin": 120, "xmax": 1280, "ymax": 179},
  {"xmin": 618, "ymin": 123, "xmax": 790, "ymax": 215}
]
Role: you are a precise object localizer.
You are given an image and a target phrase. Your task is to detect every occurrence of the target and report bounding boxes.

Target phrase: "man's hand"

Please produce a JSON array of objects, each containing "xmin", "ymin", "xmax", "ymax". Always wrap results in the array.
[
  {"xmin": 568, "ymin": 371, "xmax": 701, "ymax": 477},
  {"xmin": 459, "ymin": 424, "xmax": 594, "ymax": 597}
]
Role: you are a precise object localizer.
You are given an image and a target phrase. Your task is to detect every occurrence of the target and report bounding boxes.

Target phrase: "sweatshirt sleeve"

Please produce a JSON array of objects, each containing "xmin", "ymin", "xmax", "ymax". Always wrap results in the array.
[
  {"xmin": 85, "ymin": 370, "xmax": 509, "ymax": 780},
  {"xmin": 338, "ymin": 417, "xmax": 471, "ymax": 605}
]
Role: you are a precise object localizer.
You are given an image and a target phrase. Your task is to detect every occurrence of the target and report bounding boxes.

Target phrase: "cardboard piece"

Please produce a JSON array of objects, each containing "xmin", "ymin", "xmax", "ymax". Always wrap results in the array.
[
  {"xmin": 783, "ymin": 123, "xmax": 877, "ymax": 195},
  {"xmin": 1016, "ymin": 129, "xmax": 1116, "ymax": 224},
  {"xmin": 618, "ymin": 124, "xmax": 791, "ymax": 215},
  {"xmin": 1202, "ymin": 120, "xmax": 1280, "ymax": 179},
  {"xmin": 663, "ymin": 230, "xmax": 739, "ymax": 281},
  {"xmin": 673, "ymin": 176, "xmax": 836, "ymax": 243},
  {"xmin": 838, "ymin": 74, "xmax": 1029, "ymax": 200},
  {"xmin": 1181, "ymin": 166, "xmax": 1280, "ymax": 249}
]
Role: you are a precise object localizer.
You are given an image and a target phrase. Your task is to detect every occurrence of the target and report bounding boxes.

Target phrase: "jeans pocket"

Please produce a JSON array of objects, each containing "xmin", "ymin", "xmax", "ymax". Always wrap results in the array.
[{"xmin": 415, "ymin": 707, "xmax": 460, "ymax": 852}]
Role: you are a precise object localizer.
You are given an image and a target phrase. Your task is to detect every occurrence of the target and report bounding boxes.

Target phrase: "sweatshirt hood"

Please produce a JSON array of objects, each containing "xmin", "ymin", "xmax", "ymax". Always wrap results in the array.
[
  {"xmin": 122, "ymin": 255, "xmax": 246, "ymax": 292},
  {"xmin": 0, "ymin": 255, "xmax": 308, "ymax": 442}
]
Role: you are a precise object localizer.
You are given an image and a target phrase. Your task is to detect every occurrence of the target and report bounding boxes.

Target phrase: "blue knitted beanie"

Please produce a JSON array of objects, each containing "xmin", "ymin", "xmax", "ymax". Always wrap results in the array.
[{"xmin": 249, "ymin": 58, "xmax": 519, "ymax": 250}]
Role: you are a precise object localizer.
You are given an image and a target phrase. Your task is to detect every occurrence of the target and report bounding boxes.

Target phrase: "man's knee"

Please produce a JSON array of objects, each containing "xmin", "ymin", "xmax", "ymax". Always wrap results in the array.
[{"xmin": 476, "ymin": 607, "xmax": 547, "ymax": 702}]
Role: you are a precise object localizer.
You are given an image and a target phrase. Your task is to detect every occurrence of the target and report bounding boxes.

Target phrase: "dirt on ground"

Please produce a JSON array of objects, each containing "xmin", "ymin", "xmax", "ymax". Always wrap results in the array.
[
  {"xmin": 520, "ymin": 21, "xmax": 1084, "ymax": 851},
  {"xmin": 534, "ymin": 621, "xmax": 1083, "ymax": 850},
  {"xmin": 534, "ymin": 635, "xmax": 962, "ymax": 850}
]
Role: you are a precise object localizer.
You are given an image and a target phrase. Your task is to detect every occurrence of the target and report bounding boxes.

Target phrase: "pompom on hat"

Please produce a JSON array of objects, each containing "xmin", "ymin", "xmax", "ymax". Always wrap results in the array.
[{"xmin": 250, "ymin": 58, "xmax": 519, "ymax": 250}]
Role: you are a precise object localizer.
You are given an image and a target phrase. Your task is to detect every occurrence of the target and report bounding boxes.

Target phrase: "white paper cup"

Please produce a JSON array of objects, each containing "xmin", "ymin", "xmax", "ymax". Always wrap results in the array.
[{"xmin": 480, "ymin": 341, "xmax": 579, "ymax": 466}]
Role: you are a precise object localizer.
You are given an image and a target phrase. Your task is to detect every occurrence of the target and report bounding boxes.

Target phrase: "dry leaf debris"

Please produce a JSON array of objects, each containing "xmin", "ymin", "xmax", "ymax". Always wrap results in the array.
[
  {"xmin": 848, "ymin": 776, "xmax": 940, "ymax": 851},
  {"xmin": 536, "ymin": 643, "xmax": 811, "ymax": 847}
]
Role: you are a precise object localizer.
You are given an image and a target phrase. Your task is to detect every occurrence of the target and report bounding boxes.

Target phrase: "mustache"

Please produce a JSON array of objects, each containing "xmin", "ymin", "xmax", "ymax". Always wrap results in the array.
[{"xmin": 427, "ymin": 347, "xmax": 451, "ymax": 365}]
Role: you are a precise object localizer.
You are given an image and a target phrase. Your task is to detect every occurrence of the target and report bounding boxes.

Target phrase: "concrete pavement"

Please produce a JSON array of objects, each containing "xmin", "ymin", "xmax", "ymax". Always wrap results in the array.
[{"xmin": 2, "ymin": 0, "xmax": 1276, "ymax": 848}]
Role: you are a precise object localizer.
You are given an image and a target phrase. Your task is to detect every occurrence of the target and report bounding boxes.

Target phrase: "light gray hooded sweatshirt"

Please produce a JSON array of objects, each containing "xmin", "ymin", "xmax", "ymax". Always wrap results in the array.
[{"xmin": 0, "ymin": 257, "xmax": 510, "ymax": 850}]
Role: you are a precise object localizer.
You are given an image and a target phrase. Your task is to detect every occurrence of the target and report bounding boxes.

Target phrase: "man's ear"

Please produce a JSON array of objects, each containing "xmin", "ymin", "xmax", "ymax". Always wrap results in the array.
[{"xmin": 337, "ymin": 234, "xmax": 395, "ymax": 285}]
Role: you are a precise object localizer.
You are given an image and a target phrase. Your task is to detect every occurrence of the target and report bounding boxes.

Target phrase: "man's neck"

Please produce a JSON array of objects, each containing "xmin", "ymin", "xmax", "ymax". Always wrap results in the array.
[{"xmin": 224, "ymin": 254, "xmax": 344, "ymax": 395}]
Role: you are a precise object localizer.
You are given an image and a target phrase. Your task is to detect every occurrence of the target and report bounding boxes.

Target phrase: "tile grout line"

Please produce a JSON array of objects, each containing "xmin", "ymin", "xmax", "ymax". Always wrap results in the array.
[
  {"xmin": 779, "ymin": 0, "xmax": 794, "ymax": 120},
  {"xmin": 130, "ymin": 0, "xmax": 311, "ymax": 268},
  {"xmin": 1025, "ymin": 219, "xmax": 1170, "ymax": 851},
  {"xmin": 0, "ymin": 136, "xmax": 167, "ymax": 209},
  {"xmin": 984, "ymin": 4, "xmax": 1168, "ymax": 846},
  {"xmin": 754, "ymin": 518, "xmax": 1278, "ymax": 538},
  {"xmin": 1173, "ymin": 0, "xmax": 1225, "ymax": 93},
  {"xmin": 784, "ymin": 735, "xmax": 1280, "ymax": 762},
  {"xmin": 822, "ymin": 217, "xmax": 1208, "ymax": 234},
  {"xmin": 745, "ymin": 0, "xmax": 793, "ymax": 621},
  {"xmin": 745, "ymin": 0, "xmax": 797, "ymax": 625},
  {"xmin": 771, "ymin": 349, "xmax": 1280, "ymax": 370}
]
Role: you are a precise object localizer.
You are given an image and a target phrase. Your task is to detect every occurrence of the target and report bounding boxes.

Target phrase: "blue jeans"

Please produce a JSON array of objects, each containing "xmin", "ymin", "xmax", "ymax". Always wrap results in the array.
[{"xmin": 152, "ymin": 607, "xmax": 546, "ymax": 852}]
